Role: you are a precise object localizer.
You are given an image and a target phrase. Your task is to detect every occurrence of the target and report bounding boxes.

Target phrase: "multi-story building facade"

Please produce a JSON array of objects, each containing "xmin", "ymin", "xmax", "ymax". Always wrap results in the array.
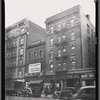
[
  {"xmin": 45, "ymin": 5, "xmax": 96, "ymax": 92},
  {"xmin": 5, "ymin": 18, "xmax": 46, "ymax": 90},
  {"xmin": 25, "ymin": 42, "xmax": 46, "ymax": 84}
]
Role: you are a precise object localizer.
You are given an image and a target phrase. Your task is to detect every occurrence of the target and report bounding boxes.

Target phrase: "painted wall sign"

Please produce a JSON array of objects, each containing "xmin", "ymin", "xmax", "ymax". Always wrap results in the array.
[{"xmin": 29, "ymin": 63, "xmax": 41, "ymax": 73}]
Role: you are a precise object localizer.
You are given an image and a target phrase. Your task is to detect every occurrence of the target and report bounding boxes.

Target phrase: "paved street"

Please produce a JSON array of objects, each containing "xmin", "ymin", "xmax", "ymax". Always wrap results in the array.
[{"xmin": 5, "ymin": 95, "xmax": 58, "ymax": 100}]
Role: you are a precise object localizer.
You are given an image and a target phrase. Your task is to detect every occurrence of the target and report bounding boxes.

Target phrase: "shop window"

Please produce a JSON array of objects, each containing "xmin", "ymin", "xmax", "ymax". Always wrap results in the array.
[{"xmin": 50, "ymin": 37, "xmax": 53, "ymax": 46}]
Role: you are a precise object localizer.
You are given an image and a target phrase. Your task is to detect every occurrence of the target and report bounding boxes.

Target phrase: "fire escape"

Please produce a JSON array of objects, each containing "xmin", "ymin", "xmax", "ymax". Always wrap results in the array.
[{"xmin": 53, "ymin": 22, "xmax": 68, "ymax": 72}]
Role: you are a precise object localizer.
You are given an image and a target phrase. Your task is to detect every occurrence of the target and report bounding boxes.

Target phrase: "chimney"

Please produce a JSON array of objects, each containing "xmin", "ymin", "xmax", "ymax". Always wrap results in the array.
[{"xmin": 86, "ymin": 14, "xmax": 90, "ymax": 21}]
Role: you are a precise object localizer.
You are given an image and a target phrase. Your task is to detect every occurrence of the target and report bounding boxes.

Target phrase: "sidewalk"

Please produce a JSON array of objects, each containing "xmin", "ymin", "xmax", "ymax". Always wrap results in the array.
[{"xmin": 41, "ymin": 94, "xmax": 53, "ymax": 98}]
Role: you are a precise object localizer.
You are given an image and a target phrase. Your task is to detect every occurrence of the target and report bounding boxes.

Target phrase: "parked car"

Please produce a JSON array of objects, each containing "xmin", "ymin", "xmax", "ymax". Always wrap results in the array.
[
  {"xmin": 68, "ymin": 86, "xmax": 96, "ymax": 100},
  {"xmin": 59, "ymin": 87, "xmax": 75, "ymax": 100},
  {"xmin": 53, "ymin": 90, "xmax": 61, "ymax": 99},
  {"xmin": 19, "ymin": 88, "xmax": 33, "ymax": 97},
  {"xmin": 53, "ymin": 87, "xmax": 75, "ymax": 99}
]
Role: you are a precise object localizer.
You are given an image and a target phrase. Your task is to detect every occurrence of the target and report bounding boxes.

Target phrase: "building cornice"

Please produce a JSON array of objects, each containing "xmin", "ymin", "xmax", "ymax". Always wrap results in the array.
[{"xmin": 45, "ymin": 5, "xmax": 82, "ymax": 24}]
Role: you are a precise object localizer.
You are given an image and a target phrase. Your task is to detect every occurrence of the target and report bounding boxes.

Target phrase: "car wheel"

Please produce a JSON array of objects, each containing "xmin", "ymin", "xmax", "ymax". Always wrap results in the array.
[{"xmin": 53, "ymin": 94, "xmax": 57, "ymax": 99}]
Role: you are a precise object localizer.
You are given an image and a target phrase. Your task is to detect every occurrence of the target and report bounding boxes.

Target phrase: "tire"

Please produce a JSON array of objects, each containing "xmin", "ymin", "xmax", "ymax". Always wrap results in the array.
[{"xmin": 53, "ymin": 94, "xmax": 57, "ymax": 99}]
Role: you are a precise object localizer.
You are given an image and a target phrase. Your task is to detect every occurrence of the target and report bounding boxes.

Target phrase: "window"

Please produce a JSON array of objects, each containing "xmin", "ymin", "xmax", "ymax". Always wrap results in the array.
[
  {"xmin": 66, "ymin": 20, "xmax": 71, "ymax": 27},
  {"xmin": 62, "ymin": 59, "xmax": 66, "ymax": 65},
  {"xmin": 57, "ymin": 35, "xmax": 61, "ymax": 43},
  {"xmin": 19, "ymin": 60, "xmax": 23, "ymax": 66},
  {"xmin": 49, "ymin": 60, "xmax": 53, "ymax": 72},
  {"xmin": 40, "ymin": 50, "xmax": 43, "ymax": 58},
  {"xmin": 33, "ymin": 51, "xmax": 37, "ymax": 59},
  {"xmin": 71, "ymin": 61, "xmax": 75, "ymax": 70},
  {"xmin": 87, "ymin": 24, "xmax": 90, "ymax": 34},
  {"xmin": 70, "ymin": 56, "xmax": 76, "ymax": 61},
  {"xmin": 57, "ymin": 61, "xmax": 61, "ymax": 67},
  {"xmin": 71, "ymin": 31, "xmax": 75, "ymax": 41},
  {"xmin": 62, "ymin": 21, "xmax": 66, "ymax": 28},
  {"xmin": 11, "ymin": 69, "xmax": 16, "ymax": 77},
  {"xmin": 62, "ymin": 33, "xmax": 66, "ymax": 39},
  {"xmin": 50, "ymin": 26, "xmax": 54, "ymax": 33},
  {"xmin": 50, "ymin": 52, "xmax": 53, "ymax": 59},
  {"xmin": 49, "ymin": 47, "xmax": 53, "ymax": 52},
  {"xmin": 62, "ymin": 46, "xmax": 66, "ymax": 52},
  {"xmin": 29, "ymin": 53, "xmax": 32, "ymax": 60},
  {"xmin": 19, "ymin": 48, "xmax": 24, "ymax": 55},
  {"xmin": 57, "ymin": 23, "xmax": 61, "ymax": 31},
  {"xmin": 71, "ymin": 46, "xmax": 75, "ymax": 55},
  {"xmin": 19, "ymin": 35, "xmax": 24, "ymax": 45},
  {"xmin": 50, "ymin": 37, "xmax": 53, "ymax": 46},
  {"xmin": 57, "ymin": 49, "xmax": 61, "ymax": 57},
  {"xmin": 17, "ymin": 68, "xmax": 24, "ymax": 77},
  {"xmin": 70, "ymin": 41, "xmax": 75, "ymax": 46}
]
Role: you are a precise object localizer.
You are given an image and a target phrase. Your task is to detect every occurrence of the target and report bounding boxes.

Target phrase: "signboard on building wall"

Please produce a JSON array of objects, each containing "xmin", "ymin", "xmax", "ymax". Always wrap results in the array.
[{"xmin": 29, "ymin": 63, "xmax": 41, "ymax": 73}]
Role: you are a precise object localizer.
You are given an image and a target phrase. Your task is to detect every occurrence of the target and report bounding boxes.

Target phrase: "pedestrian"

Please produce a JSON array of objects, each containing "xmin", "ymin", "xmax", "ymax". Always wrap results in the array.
[{"xmin": 44, "ymin": 86, "xmax": 49, "ymax": 96}]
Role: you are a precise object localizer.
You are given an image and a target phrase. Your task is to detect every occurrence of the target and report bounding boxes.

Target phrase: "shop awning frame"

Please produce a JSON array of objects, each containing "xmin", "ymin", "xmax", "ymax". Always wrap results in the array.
[{"xmin": 29, "ymin": 80, "xmax": 43, "ymax": 84}]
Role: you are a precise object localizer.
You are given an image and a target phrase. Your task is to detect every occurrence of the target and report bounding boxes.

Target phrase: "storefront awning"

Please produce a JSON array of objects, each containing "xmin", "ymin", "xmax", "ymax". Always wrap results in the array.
[{"xmin": 29, "ymin": 80, "xmax": 43, "ymax": 84}]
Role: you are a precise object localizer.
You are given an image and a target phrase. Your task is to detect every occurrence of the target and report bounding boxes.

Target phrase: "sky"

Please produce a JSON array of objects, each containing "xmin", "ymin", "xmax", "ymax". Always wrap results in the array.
[{"xmin": 5, "ymin": 0, "xmax": 95, "ymax": 28}]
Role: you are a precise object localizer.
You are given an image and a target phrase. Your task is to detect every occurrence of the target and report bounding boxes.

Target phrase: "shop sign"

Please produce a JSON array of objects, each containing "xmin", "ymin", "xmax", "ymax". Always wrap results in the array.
[
  {"xmin": 25, "ymin": 73, "xmax": 40, "ymax": 76},
  {"xmin": 29, "ymin": 63, "xmax": 41, "ymax": 73},
  {"xmin": 81, "ymin": 73, "xmax": 95, "ymax": 78},
  {"xmin": 66, "ymin": 74, "xmax": 80, "ymax": 78}
]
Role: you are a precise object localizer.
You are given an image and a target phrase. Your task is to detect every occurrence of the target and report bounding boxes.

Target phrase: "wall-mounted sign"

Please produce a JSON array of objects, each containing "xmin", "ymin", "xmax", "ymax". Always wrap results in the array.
[
  {"xmin": 81, "ymin": 73, "xmax": 95, "ymax": 78},
  {"xmin": 29, "ymin": 63, "xmax": 41, "ymax": 73},
  {"xmin": 66, "ymin": 74, "xmax": 80, "ymax": 78}
]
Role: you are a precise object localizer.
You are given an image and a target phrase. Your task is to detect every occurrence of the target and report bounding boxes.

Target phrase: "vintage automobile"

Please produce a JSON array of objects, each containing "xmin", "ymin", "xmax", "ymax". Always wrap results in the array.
[
  {"xmin": 19, "ymin": 88, "xmax": 33, "ymax": 97},
  {"xmin": 53, "ymin": 87, "xmax": 75, "ymax": 99},
  {"xmin": 68, "ymin": 86, "xmax": 96, "ymax": 100}
]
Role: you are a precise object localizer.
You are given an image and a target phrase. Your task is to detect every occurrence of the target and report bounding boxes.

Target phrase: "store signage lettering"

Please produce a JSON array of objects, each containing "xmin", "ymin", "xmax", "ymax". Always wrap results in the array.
[
  {"xmin": 29, "ymin": 63, "xmax": 41, "ymax": 73},
  {"xmin": 81, "ymin": 73, "xmax": 94, "ymax": 78},
  {"xmin": 67, "ymin": 75, "xmax": 80, "ymax": 78}
]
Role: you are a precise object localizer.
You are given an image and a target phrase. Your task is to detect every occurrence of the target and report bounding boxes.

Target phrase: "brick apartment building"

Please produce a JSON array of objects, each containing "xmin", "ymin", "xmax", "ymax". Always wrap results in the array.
[
  {"xmin": 25, "ymin": 41, "xmax": 46, "ymax": 84},
  {"xmin": 45, "ymin": 5, "xmax": 96, "ymax": 92},
  {"xmin": 5, "ymin": 18, "xmax": 46, "ymax": 90}
]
